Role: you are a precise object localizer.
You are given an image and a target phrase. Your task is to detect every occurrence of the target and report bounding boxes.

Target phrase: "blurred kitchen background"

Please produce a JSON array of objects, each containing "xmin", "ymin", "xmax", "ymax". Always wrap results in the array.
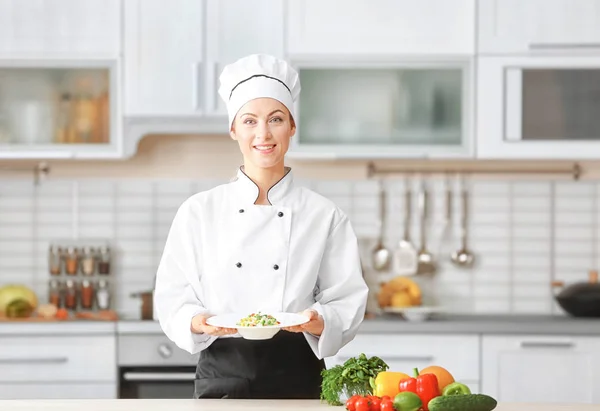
[{"xmin": 1, "ymin": 0, "xmax": 600, "ymax": 404}]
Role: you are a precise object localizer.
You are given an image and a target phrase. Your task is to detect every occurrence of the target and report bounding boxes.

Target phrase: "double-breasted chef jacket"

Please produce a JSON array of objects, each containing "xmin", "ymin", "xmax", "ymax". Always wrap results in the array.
[{"xmin": 154, "ymin": 166, "xmax": 369, "ymax": 360}]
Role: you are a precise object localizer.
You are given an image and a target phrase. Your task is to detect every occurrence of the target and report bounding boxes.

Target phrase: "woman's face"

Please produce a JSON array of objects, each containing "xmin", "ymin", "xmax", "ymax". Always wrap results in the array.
[{"xmin": 230, "ymin": 98, "xmax": 296, "ymax": 171}]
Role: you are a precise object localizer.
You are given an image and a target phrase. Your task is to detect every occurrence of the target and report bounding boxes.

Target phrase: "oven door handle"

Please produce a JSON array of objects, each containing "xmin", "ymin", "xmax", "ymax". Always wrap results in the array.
[{"xmin": 122, "ymin": 372, "xmax": 196, "ymax": 381}]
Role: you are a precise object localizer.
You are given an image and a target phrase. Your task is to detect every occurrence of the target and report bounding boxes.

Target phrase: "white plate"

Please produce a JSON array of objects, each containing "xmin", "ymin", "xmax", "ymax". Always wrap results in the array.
[
  {"xmin": 206, "ymin": 312, "xmax": 309, "ymax": 340},
  {"xmin": 382, "ymin": 306, "xmax": 445, "ymax": 322}
]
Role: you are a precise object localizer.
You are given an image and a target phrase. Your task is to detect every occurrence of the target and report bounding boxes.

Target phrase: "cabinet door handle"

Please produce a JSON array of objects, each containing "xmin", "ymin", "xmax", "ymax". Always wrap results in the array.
[
  {"xmin": 338, "ymin": 355, "xmax": 434, "ymax": 362},
  {"xmin": 206, "ymin": 61, "xmax": 219, "ymax": 113},
  {"xmin": 122, "ymin": 372, "xmax": 196, "ymax": 381},
  {"xmin": 192, "ymin": 61, "xmax": 204, "ymax": 111},
  {"xmin": 519, "ymin": 341, "xmax": 574, "ymax": 349},
  {"xmin": 0, "ymin": 357, "xmax": 68, "ymax": 364},
  {"xmin": 529, "ymin": 43, "xmax": 600, "ymax": 50}
]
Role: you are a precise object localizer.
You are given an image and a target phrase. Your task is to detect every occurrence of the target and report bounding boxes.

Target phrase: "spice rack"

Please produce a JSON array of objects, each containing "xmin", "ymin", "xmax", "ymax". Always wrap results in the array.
[{"xmin": 47, "ymin": 240, "xmax": 113, "ymax": 313}]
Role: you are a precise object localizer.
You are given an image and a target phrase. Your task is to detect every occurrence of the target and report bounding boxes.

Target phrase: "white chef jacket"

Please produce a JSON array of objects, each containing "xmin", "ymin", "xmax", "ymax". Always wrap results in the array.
[{"xmin": 154, "ymin": 166, "xmax": 369, "ymax": 359}]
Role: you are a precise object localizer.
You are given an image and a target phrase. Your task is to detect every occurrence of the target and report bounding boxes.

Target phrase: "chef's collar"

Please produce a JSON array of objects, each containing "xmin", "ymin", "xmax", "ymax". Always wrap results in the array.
[{"xmin": 233, "ymin": 166, "xmax": 294, "ymax": 205}]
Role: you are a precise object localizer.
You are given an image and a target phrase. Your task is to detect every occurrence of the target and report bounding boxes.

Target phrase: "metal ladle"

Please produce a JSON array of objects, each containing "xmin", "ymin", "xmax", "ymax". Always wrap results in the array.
[
  {"xmin": 451, "ymin": 180, "xmax": 475, "ymax": 267},
  {"xmin": 372, "ymin": 182, "xmax": 391, "ymax": 271},
  {"xmin": 416, "ymin": 180, "xmax": 436, "ymax": 275}
]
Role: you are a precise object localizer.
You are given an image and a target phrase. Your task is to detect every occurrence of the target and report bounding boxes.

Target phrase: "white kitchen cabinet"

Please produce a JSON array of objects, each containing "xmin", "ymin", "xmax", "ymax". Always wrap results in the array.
[
  {"xmin": 0, "ymin": 335, "xmax": 117, "ymax": 383},
  {"xmin": 325, "ymin": 334, "xmax": 480, "ymax": 387},
  {"xmin": 289, "ymin": 60, "xmax": 475, "ymax": 159},
  {"xmin": 0, "ymin": 59, "xmax": 122, "ymax": 160},
  {"xmin": 477, "ymin": 56, "xmax": 600, "ymax": 159},
  {"xmin": 124, "ymin": 0, "xmax": 284, "ymax": 117},
  {"xmin": 478, "ymin": 0, "xmax": 600, "ymax": 54},
  {"xmin": 123, "ymin": 0, "xmax": 205, "ymax": 117},
  {"xmin": 0, "ymin": 0, "xmax": 121, "ymax": 58},
  {"xmin": 481, "ymin": 335, "xmax": 600, "ymax": 403},
  {"xmin": 286, "ymin": 0, "xmax": 475, "ymax": 56},
  {"xmin": 206, "ymin": 0, "xmax": 285, "ymax": 116},
  {"xmin": 0, "ymin": 383, "xmax": 116, "ymax": 400}
]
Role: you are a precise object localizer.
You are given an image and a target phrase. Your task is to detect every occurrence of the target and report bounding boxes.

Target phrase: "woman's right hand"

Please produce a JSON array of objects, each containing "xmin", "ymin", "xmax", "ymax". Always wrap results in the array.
[{"xmin": 191, "ymin": 314, "xmax": 237, "ymax": 337}]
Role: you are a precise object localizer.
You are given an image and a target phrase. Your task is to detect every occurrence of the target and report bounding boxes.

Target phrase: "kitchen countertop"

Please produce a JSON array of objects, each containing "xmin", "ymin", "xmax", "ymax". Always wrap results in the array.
[
  {"xmin": 1, "ymin": 314, "xmax": 600, "ymax": 336},
  {"xmin": 0, "ymin": 399, "xmax": 598, "ymax": 410}
]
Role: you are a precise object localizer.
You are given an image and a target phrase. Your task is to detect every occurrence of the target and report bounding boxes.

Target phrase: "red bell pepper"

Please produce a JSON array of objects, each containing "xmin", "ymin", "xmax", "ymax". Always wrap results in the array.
[{"xmin": 398, "ymin": 367, "xmax": 440, "ymax": 411}]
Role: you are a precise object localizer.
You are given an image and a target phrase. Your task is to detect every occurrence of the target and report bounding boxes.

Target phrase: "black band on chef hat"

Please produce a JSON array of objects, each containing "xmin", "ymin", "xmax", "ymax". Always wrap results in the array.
[{"xmin": 229, "ymin": 74, "xmax": 292, "ymax": 100}]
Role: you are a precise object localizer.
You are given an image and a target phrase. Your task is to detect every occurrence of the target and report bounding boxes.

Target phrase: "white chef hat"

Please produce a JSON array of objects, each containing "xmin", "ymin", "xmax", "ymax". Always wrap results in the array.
[{"xmin": 218, "ymin": 54, "xmax": 301, "ymax": 130}]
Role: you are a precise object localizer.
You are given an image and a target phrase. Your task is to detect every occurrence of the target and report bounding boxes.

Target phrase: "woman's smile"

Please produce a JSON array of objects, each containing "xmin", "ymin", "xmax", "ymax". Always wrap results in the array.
[{"xmin": 253, "ymin": 144, "xmax": 276, "ymax": 154}]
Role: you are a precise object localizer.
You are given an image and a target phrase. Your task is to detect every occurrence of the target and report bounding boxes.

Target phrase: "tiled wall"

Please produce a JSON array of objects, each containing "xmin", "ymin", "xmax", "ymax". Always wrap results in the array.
[{"xmin": 0, "ymin": 176, "xmax": 595, "ymax": 319}]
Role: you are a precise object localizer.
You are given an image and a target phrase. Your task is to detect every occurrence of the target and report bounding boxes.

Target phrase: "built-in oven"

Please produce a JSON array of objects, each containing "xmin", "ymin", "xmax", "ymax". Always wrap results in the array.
[{"xmin": 117, "ymin": 331, "xmax": 199, "ymax": 399}]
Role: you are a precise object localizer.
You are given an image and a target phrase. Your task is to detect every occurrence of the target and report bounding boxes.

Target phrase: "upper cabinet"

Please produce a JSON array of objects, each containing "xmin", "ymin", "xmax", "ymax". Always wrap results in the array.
[
  {"xmin": 123, "ymin": 0, "xmax": 284, "ymax": 117},
  {"xmin": 289, "ymin": 60, "xmax": 474, "ymax": 159},
  {"xmin": 123, "ymin": 0, "xmax": 205, "ymax": 117},
  {"xmin": 0, "ymin": 0, "xmax": 121, "ymax": 58},
  {"xmin": 286, "ymin": 0, "xmax": 476, "ymax": 56},
  {"xmin": 0, "ymin": 0, "xmax": 122, "ymax": 159},
  {"xmin": 478, "ymin": 0, "xmax": 600, "ymax": 54}
]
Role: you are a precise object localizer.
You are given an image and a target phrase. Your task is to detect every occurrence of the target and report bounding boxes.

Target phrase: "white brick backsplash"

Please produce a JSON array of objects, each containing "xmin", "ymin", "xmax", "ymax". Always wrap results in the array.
[
  {"xmin": 78, "ymin": 225, "xmax": 115, "ymax": 239},
  {"xmin": 555, "ymin": 182, "xmax": 595, "ymax": 197},
  {"xmin": 474, "ymin": 299, "xmax": 511, "ymax": 313},
  {"xmin": 0, "ymin": 196, "xmax": 34, "ymax": 210},
  {"xmin": 0, "ymin": 211, "xmax": 32, "ymax": 224},
  {"xmin": 512, "ymin": 182, "xmax": 551, "ymax": 196},
  {"xmin": 116, "ymin": 181, "xmax": 153, "ymax": 195},
  {"xmin": 116, "ymin": 196, "xmax": 154, "ymax": 211},
  {"xmin": 2, "ymin": 178, "xmax": 600, "ymax": 317},
  {"xmin": 77, "ymin": 181, "xmax": 114, "ymax": 195},
  {"xmin": 513, "ymin": 197, "xmax": 550, "ymax": 210},
  {"xmin": 513, "ymin": 269, "xmax": 551, "ymax": 283},
  {"xmin": 513, "ymin": 300, "xmax": 552, "ymax": 314}
]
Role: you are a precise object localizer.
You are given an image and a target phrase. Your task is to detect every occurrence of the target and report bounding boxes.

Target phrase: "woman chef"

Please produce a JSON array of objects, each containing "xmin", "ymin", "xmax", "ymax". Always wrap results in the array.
[{"xmin": 154, "ymin": 54, "xmax": 369, "ymax": 400}]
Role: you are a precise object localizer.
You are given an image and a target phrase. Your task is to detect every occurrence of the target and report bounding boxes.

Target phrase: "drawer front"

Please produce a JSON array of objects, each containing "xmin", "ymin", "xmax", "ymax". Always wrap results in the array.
[
  {"xmin": 0, "ymin": 335, "xmax": 116, "ymax": 383},
  {"xmin": 331, "ymin": 334, "xmax": 480, "ymax": 382},
  {"xmin": 118, "ymin": 334, "xmax": 199, "ymax": 366},
  {"xmin": 0, "ymin": 383, "xmax": 116, "ymax": 399}
]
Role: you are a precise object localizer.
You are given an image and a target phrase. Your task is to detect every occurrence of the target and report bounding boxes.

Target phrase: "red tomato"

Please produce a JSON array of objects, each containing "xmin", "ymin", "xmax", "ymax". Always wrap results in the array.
[
  {"xmin": 346, "ymin": 395, "xmax": 362, "ymax": 411},
  {"xmin": 380, "ymin": 395, "xmax": 391, "ymax": 402},
  {"xmin": 369, "ymin": 397, "xmax": 382, "ymax": 411},
  {"xmin": 355, "ymin": 397, "xmax": 370, "ymax": 411},
  {"xmin": 380, "ymin": 401, "xmax": 395, "ymax": 411}
]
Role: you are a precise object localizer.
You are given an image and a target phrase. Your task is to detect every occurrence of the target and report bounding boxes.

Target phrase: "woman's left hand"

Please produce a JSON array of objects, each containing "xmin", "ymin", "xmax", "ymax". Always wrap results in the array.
[{"xmin": 283, "ymin": 309, "xmax": 324, "ymax": 336}]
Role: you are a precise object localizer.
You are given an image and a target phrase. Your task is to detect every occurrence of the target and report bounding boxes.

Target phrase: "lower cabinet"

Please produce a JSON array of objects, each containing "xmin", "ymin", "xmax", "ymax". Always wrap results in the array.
[
  {"xmin": 0, "ymin": 383, "xmax": 116, "ymax": 400},
  {"xmin": 481, "ymin": 335, "xmax": 600, "ymax": 404},
  {"xmin": 326, "ymin": 334, "xmax": 481, "ymax": 391}
]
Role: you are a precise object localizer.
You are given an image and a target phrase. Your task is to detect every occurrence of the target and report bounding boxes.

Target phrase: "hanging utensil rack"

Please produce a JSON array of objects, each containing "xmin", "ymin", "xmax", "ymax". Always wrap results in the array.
[
  {"xmin": 0, "ymin": 161, "xmax": 50, "ymax": 185},
  {"xmin": 367, "ymin": 161, "xmax": 582, "ymax": 180}
]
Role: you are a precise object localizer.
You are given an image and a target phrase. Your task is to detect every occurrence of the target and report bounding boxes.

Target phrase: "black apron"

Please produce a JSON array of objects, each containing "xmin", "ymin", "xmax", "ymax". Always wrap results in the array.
[{"xmin": 193, "ymin": 331, "xmax": 325, "ymax": 399}]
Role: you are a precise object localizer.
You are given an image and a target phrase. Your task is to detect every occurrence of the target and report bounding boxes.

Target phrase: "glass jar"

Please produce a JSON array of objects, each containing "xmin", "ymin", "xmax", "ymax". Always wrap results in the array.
[
  {"xmin": 48, "ymin": 279, "xmax": 62, "ymax": 307},
  {"xmin": 65, "ymin": 247, "xmax": 79, "ymax": 276},
  {"xmin": 96, "ymin": 280, "xmax": 110, "ymax": 310},
  {"xmin": 48, "ymin": 245, "xmax": 62, "ymax": 276},
  {"xmin": 98, "ymin": 246, "xmax": 111, "ymax": 275},
  {"xmin": 81, "ymin": 246, "xmax": 96, "ymax": 276},
  {"xmin": 64, "ymin": 279, "xmax": 77, "ymax": 309},
  {"xmin": 80, "ymin": 280, "xmax": 94, "ymax": 309}
]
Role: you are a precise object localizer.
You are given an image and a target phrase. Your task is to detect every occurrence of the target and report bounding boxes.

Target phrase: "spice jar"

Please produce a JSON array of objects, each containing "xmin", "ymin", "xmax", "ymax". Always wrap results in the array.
[
  {"xmin": 48, "ymin": 245, "xmax": 62, "ymax": 276},
  {"xmin": 65, "ymin": 247, "xmax": 79, "ymax": 276},
  {"xmin": 81, "ymin": 246, "xmax": 96, "ymax": 276},
  {"xmin": 80, "ymin": 280, "xmax": 94, "ymax": 309},
  {"xmin": 64, "ymin": 280, "xmax": 78, "ymax": 309},
  {"xmin": 48, "ymin": 279, "xmax": 62, "ymax": 307},
  {"xmin": 98, "ymin": 246, "xmax": 111, "ymax": 275},
  {"xmin": 96, "ymin": 280, "xmax": 111, "ymax": 310}
]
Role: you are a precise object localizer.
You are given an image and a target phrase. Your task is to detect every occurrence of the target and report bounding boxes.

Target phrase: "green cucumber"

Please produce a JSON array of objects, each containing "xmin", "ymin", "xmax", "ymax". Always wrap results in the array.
[{"xmin": 428, "ymin": 393, "xmax": 497, "ymax": 411}]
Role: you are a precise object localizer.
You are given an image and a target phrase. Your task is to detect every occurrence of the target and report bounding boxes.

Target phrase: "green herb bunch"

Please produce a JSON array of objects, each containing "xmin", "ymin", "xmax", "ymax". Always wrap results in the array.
[{"xmin": 320, "ymin": 353, "xmax": 389, "ymax": 405}]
